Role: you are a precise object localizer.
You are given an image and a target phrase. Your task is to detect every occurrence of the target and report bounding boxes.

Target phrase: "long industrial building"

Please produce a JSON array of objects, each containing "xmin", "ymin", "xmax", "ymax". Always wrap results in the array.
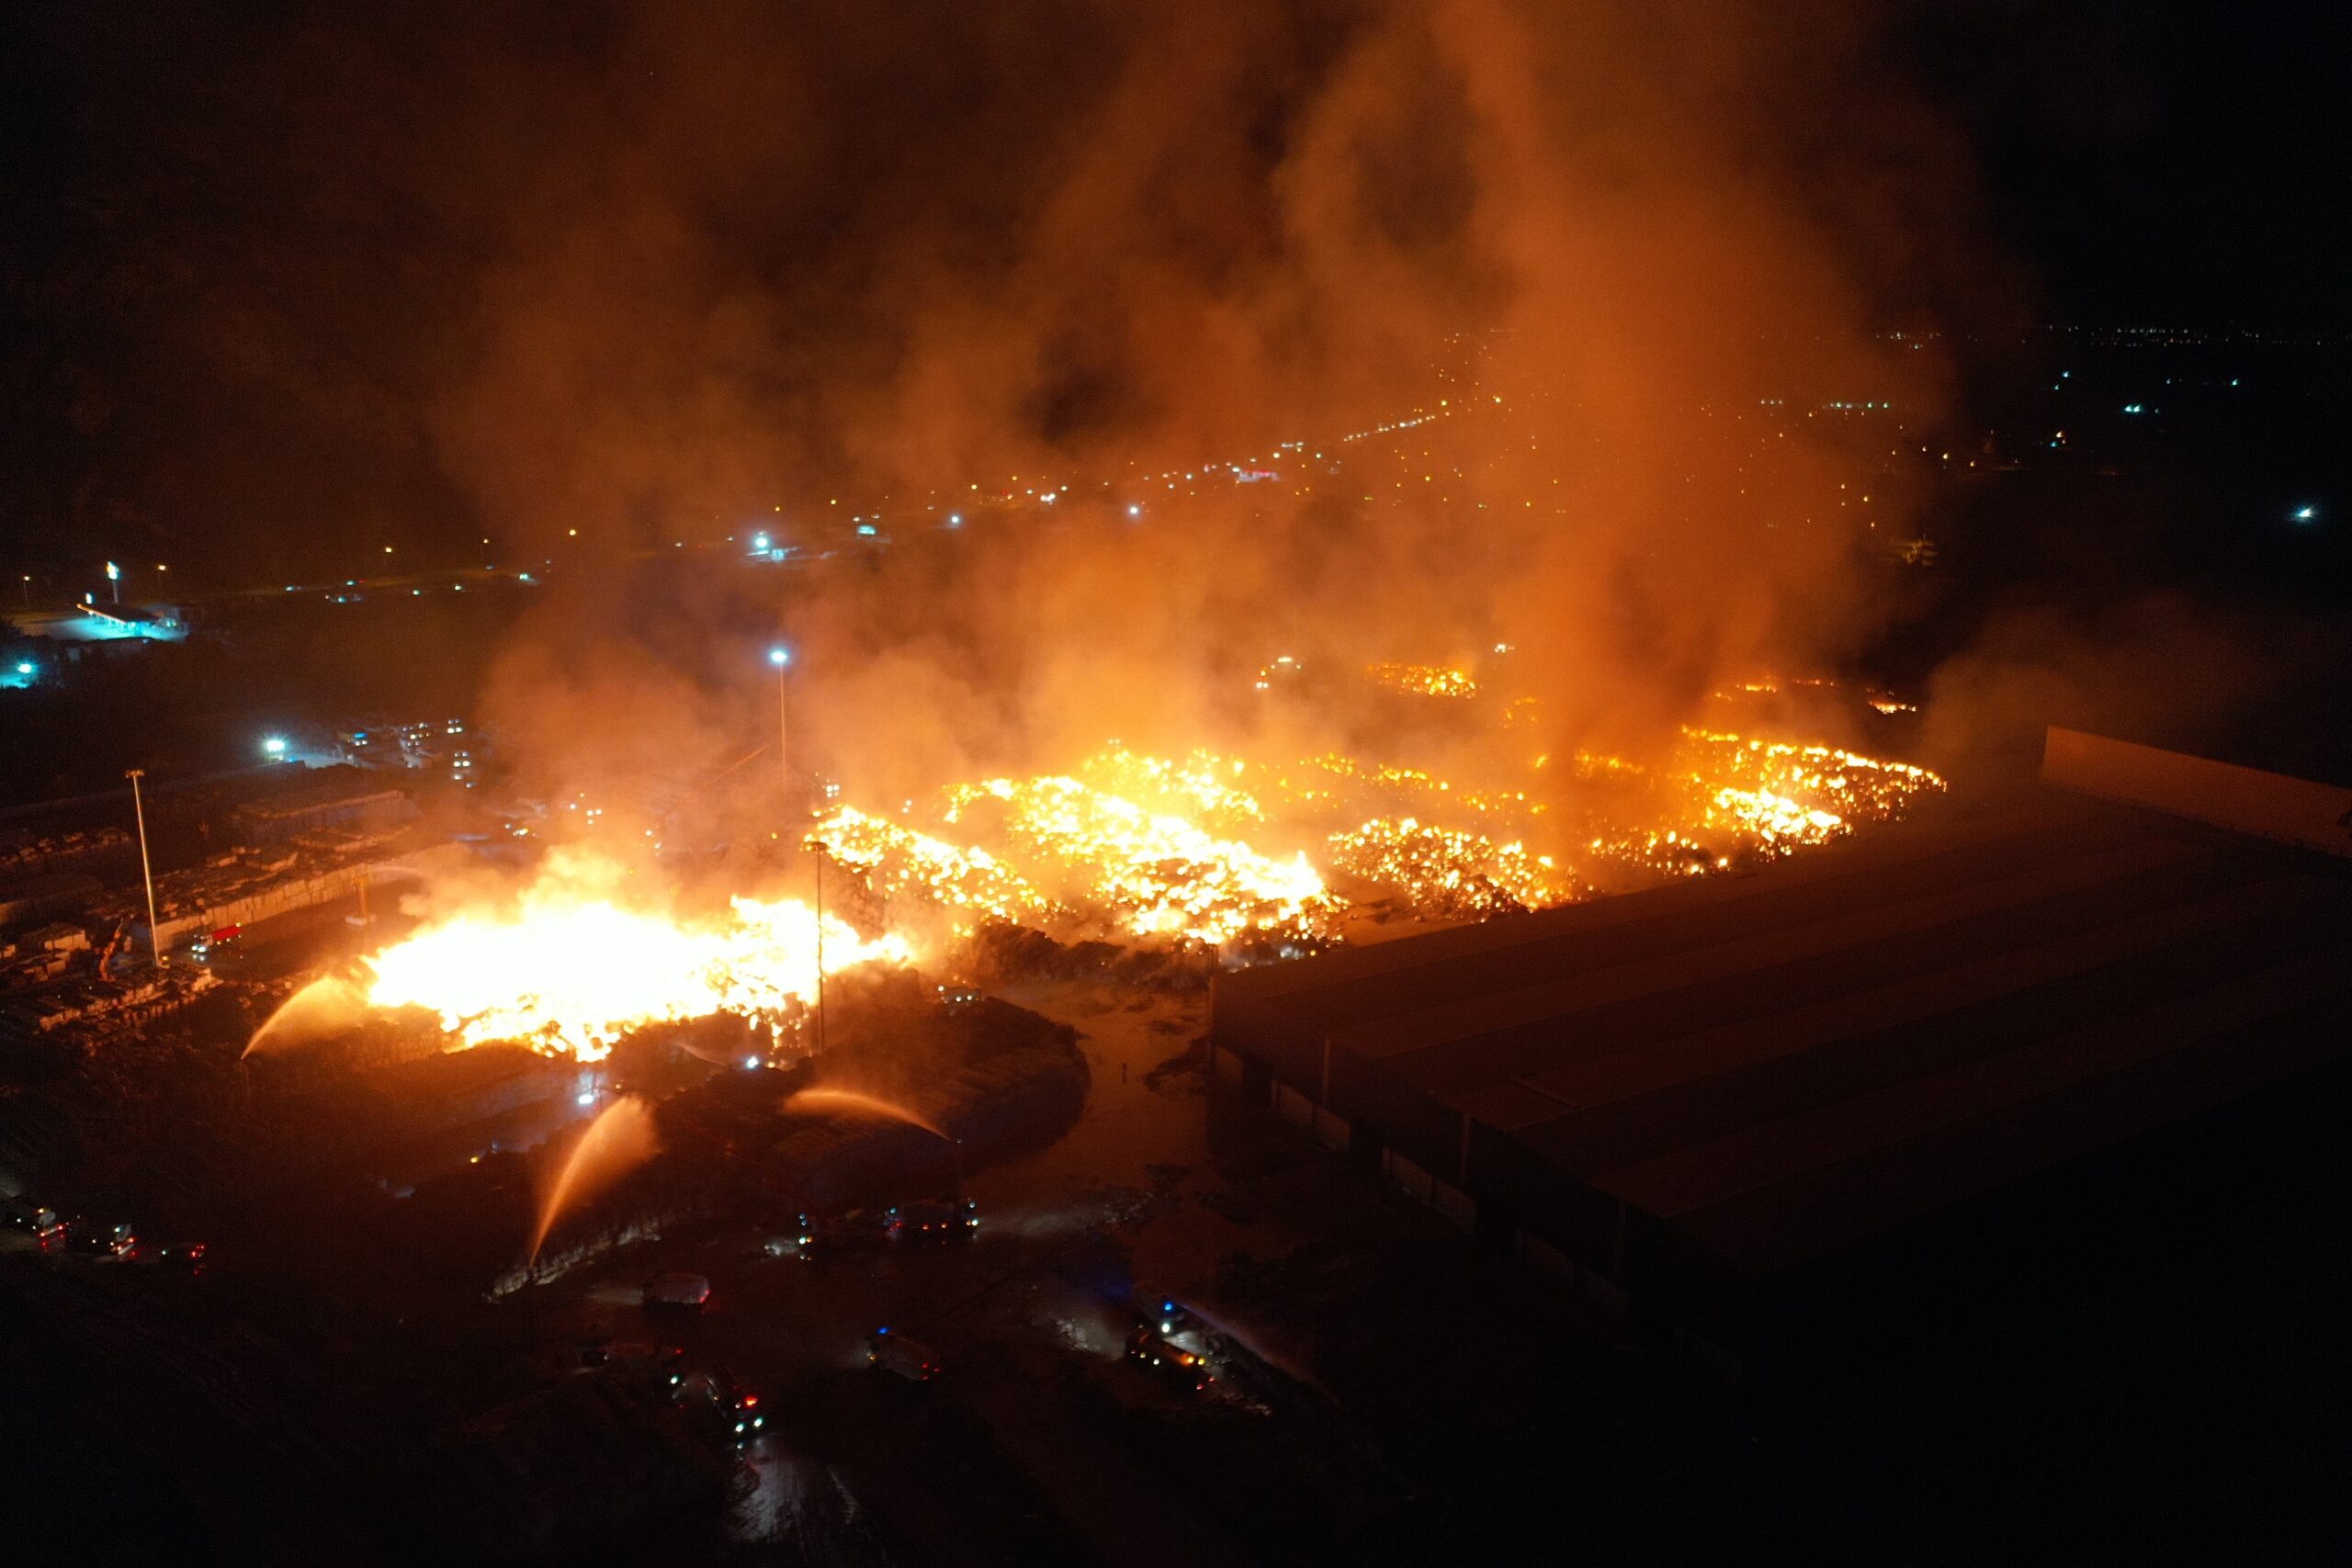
[{"xmin": 1210, "ymin": 732, "xmax": 2352, "ymax": 1359}]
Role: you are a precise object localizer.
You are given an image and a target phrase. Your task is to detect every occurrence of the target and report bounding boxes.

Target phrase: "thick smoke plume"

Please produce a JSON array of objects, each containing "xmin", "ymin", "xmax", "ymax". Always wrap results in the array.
[
  {"xmin": 458, "ymin": 0, "xmax": 1994, "ymax": 807},
  {"xmin": 28, "ymin": 1, "xmax": 1999, "ymax": 802}
]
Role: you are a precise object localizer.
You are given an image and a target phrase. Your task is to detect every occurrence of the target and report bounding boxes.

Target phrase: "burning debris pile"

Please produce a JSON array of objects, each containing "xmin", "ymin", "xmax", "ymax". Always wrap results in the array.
[
  {"xmin": 1325, "ymin": 817, "xmax": 1579, "ymax": 919},
  {"xmin": 938, "ymin": 775, "xmax": 1337, "ymax": 944},
  {"xmin": 1566, "ymin": 728, "xmax": 1947, "ymax": 877},
  {"xmin": 359, "ymin": 851, "xmax": 910, "ymax": 1061},
  {"xmin": 1364, "ymin": 661, "xmax": 1479, "ymax": 700},
  {"xmin": 334, "ymin": 682, "xmax": 1939, "ymax": 1067},
  {"xmin": 808, "ymin": 716, "xmax": 1943, "ymax": 949}
]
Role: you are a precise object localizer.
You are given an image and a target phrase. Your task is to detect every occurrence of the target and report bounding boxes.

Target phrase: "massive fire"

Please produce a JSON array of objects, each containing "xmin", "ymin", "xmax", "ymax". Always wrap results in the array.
[
  {"xmin": 804, "ymin": 723, "xmax": 1943, "ymax": 948},
  {"xmin": 362, "ymin": 853, "xmax": 910, "ymax": 1061},
  {"xmin": 938, "ymin": 774, "xmax": 1340, "ymax": 944},
  {"xmin": 350, "ymin": 686, "xmax": 1943, "ymax": 1063}
]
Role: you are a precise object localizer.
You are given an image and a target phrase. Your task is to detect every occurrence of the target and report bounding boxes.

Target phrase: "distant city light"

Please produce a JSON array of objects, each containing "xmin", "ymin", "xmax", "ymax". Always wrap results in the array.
[
  {"xmin": 752, "ymin": 532, "xmax": 770, "ymax": 551},
  {"xmin": 856, "ymin": 524, "xmax": 877, "ymax": 536},
  {"xmin": 946, "ymin": 513, "xmax": 963, "ymax": 527},
  {"xmin": 2292, "ymin": 504, "xmax": 2319, "ymax": 524},
  {"xmin": 261, "ymin": 736, "xmax": 288, "ymax": 758},
  {"xmin": 1126, "ymin": 503, "xmax": 1142, "ymax": 517}
]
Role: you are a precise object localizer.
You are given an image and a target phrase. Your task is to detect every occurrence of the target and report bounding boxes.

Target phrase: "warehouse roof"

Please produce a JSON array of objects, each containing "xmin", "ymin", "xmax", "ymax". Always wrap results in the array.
[{"xmin": 1215, "ymin": 791, "xmax": 2352, "ymax": 1291}]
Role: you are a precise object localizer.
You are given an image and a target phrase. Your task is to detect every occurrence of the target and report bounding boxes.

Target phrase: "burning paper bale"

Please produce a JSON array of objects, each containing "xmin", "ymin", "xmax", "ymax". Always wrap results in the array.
[{"xmin": 360, "ymin": 851, "xmax": 910, "ymax": 1061}]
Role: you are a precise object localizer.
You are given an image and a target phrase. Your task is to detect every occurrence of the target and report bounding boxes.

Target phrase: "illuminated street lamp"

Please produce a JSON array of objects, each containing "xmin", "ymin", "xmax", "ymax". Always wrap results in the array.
[
  {"xmin": 106, "ymin": 559, "xmax": 120, "ymax": 604},
  {"xmin": 262, "ymin": 735, "xmax": 289, "ymax": 761},
  {"xmin": 766, "ymin": 642, "xmax": 826, "ymax": 1050},
  {"xmin": 768, "ymin": 648, "xmax": 792, "ymax": 798}
]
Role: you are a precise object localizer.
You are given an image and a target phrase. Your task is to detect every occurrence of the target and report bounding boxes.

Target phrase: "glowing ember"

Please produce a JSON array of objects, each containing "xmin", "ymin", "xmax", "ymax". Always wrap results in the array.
[
  {"xmin": 943, "ymin": 775, "xmax": 1341, "ymax": 944},
  {"xmin": 361, "ymin": 712, "xmax": 1941, "ymax": 1049},
  {"xmin": 807, "ymin": 727, "xmax": 1942, "ymax": 942},
  {"xmin": 1365, "ymin": 661, "xmax": 1478, "ymax": 698},
  {"xmin": 808, "ymin": 805, "xmax": 1058, "ymax": 931},
  {"xmin": 1568, "ymin": 726, "xmax": 1946, "ymax": 874},
  {"xmin": 1327, "ymin": 817, "xmax": 1580, "ymax": 919},
  {"xmin": 362, "ymin": 854, "xmax": 910, "ymax": 1060},
  {"xmin": 1079, "ymin": 744, "xmax": 1266, "ymax": 827}
]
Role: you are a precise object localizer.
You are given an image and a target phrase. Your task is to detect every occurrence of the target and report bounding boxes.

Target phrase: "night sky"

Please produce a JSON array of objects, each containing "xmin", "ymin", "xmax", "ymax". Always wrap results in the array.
[{"xmin": 0, "ymin": 1, "xmax": 2343, "ymax": 585}]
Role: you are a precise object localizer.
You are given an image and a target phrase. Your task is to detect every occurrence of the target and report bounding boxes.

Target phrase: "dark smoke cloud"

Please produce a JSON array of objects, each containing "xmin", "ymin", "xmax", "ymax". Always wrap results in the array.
[
  {"xmin": 1919, "ymin": 595, "xmax": 2347, "ymax": 784},
  {"xmin": 11, "ymin": 0, "xmax": 2009, "ymax": 797}
]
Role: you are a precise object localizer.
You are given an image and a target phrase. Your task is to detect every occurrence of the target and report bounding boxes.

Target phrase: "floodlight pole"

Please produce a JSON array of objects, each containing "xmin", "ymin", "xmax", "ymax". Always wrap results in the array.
[
  {"xmin": 772, "ymin": 643, "xmax": 823, "ymax": 1055},
  {"xmin": 127, "ymin": 769, "xmax": 162, "ymax": 970},
  {"xmin": 814, "ymin": 852, "xmax": 827, "ymax": 1057},
  {"xmin": 775, "ymin": 656, "xmax": 791, "ymax": 800}
]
